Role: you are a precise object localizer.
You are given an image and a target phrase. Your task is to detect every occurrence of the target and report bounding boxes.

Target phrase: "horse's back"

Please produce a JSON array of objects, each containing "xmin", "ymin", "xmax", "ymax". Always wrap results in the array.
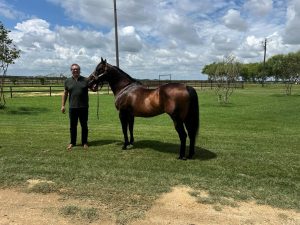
[{"xmin": 159, "ymin": 83, "xmax": 188, "ymax": 95}]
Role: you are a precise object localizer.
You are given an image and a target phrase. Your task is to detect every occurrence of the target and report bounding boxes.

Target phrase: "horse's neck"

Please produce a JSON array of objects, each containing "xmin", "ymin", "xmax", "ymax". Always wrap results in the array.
[
  {"xmin": 109, "ymin": 79, "xmax": 133, "ymax": 96},
  {"xmin": 108, "ymin": 66, "xmax": 138, "ymax": 95}
]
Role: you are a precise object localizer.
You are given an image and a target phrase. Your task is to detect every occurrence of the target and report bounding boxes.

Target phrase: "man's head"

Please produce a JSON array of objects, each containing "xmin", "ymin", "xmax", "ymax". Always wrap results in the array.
[{"xmin": 70, "ymin": 63, "xmax": 80, "ymax": 78}]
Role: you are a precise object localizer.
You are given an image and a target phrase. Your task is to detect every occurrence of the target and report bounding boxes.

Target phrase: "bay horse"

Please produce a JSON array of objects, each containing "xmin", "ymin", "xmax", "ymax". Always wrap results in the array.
[{"xmin": 89, "ymin": 58, "xmax": 199, "ymax": 159}]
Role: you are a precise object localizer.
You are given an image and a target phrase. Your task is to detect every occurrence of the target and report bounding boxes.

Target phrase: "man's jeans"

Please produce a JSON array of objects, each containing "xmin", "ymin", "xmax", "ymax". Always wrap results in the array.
[{"xmin": 69, "ymin": 107, "xmax": 88, "ymax": 145}]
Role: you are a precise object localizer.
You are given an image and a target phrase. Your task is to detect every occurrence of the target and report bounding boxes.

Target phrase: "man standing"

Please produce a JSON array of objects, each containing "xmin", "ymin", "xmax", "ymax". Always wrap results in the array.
[{"xmin": 61, "ymin": 63, "xmax": 89, "ymax": 150}]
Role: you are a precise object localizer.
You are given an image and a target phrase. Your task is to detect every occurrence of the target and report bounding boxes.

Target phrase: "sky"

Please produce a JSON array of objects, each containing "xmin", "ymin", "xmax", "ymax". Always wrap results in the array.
[{"xmin": 1, "ymin": 0, "xmax": 300, "ymax": 80}]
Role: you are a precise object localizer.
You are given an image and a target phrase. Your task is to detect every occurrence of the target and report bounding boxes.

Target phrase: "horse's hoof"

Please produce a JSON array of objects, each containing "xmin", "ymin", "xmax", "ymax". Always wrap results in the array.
[{"xmin": 122, "ymin": 146, "xmax": 127, "ymax": 150}]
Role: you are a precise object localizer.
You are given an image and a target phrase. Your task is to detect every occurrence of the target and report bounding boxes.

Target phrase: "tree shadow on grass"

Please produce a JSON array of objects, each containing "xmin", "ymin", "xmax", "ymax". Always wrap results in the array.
[
  {"xmin": 4, "ymin": 106, "xmax": 49, "ymax": 115},
  {"xmin": 91, "ymin": 138, "xmax": 216, "ymax": 161}
]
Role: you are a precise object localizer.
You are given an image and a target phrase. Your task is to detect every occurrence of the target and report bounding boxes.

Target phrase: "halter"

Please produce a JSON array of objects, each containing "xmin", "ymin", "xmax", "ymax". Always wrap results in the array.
[{"xmin": 89, "ymin": 71, "xmax": 105, "ymax": 90}]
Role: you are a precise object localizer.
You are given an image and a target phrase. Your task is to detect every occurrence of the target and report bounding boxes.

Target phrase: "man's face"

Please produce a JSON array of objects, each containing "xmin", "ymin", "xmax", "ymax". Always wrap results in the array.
[{"xmin": 71, "ymin": 65, "xmax": 80, "ymax": 78}]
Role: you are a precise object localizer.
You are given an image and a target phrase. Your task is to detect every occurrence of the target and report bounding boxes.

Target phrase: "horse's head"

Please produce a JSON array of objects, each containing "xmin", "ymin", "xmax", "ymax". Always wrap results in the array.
[{"xmin": 88, "ymin": 57, "xmax": 110, "ymax": 91}]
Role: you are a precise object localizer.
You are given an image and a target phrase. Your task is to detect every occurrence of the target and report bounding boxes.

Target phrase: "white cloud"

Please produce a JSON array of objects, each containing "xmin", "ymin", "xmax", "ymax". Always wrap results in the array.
[
  {"xmin": 236, "ymin": 35, "xmax": 262, "ymax": 59},
  {"xmin": 119, "ymin": 26, "xmax": 143, "ymax": 52},
  {"xmin": 15, "ymin": 18, "xmax": 51, "ymax": 34},
  {"xmin": 4, "ymin": 0, "xmax": 300, "ymax": 79},
  {"xmin": 159, "ymin": 12, "xmax": 202, "ymax": 45},
  {"xmin": 8, "ymin": 18, "xmax": 111, "ymax": 75},
  {"xmin": 11, "ymin": 19, "xmax": 55, "ymax": 52},
  {"xmin": 56, "ymin": 26, "xmax": 108, "ymax": 49},
  {"xmin": 223, "ymin": 9, "xmax": 248, "ymax": 31},
  {"xmin": 212, "ymin": 34, "xmax": 238, "ymax": 52},
  {"xmin": 244, "ymin": 0, "xmax": 273, "ymax": 17},
  {"xmin": 0, "ymin": 1, "xmax": 24, "ymax": 19},
  {"xmin": 283, "ymin": 0, "xmax": 300, "ymax": 44},
  {"xmin": 46, "ymin": 0, "xmax": 113, "ymax": 27}
]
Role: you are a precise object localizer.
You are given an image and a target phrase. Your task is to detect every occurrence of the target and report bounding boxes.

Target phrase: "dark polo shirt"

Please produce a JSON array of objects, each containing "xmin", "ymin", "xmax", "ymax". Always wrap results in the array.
[{"xmin": 64, "ymin": 76, "xmax": 89, "ymax": 108}]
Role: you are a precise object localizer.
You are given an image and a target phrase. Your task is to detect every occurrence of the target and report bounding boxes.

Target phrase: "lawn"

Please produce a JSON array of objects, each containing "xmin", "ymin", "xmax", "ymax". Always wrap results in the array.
[{"xmin": 0, "ymin": 84, "xmax": 299, "ymax": 223}]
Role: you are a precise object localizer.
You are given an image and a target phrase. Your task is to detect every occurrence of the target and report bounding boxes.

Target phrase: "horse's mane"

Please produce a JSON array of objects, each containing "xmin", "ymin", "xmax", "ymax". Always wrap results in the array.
[{"xmin": 112, "ymin": 65, "xmax": 142, "ymax": 85}]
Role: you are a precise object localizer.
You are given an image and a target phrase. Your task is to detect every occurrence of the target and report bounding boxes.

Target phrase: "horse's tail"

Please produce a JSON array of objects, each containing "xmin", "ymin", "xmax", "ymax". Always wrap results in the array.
[{"xmin": 185, "ymin": 86, "xmax": 199, "ymax": 137}]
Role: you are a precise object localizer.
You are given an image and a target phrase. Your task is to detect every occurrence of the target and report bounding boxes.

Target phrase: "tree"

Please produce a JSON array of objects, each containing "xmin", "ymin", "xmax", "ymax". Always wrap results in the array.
[
  {"xmin": 257, "ymin": 62, "xmax": 270, "ymax": 87},
  {"xmin": 203, "ymin": 55, "xmax": 240, "ymax": 104},
  {"xmin": 283, "ymin": 52, "xmax": 300, "ymax": 95},
  {"xmin": 202, "ymin": 63, "xmax": 219, "ymax": 81},
  {"xmin": 267, "ymin": 52, "xmax": 300, "ymax": 95},
  {"xmin": 0, "ymin": 21, "xmax": 21, "ymax": 108},
  {"xmin": 203, "ymin": 51, "xmax": 300, "ymax": 95},
  {"xmin": 239, "ymin": 63, "xmax": 261, "ymax": 82}
]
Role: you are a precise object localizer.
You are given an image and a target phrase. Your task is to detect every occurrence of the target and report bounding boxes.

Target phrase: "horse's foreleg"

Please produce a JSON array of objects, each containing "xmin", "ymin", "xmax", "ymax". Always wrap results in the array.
[
  {"xmin": 128, "ymin": 115, "xmax": 134, "ymax": 145},
  {"xmin": 173, "ymin": 119, "xmax": 187, "ymax": 159},
  {"xmin": 119, "ymin": 111, "xmax": 129, "ymax": 150}
]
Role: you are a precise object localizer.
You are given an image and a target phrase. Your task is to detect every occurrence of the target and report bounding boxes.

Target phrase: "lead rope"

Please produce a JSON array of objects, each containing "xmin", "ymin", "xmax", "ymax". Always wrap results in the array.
[
  {"xmin": 97, "ymin": 89, "xmax": 100, "ymax": 120},
  {"xmin": 96, "ymin": 82, "xmax": 103, "ymax": 120}
]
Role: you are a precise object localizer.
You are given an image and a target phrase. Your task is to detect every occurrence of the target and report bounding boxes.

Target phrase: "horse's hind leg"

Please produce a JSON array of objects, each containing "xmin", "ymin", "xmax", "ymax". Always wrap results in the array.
[
  {"xmin": 185, "ymin": 86, "xmax": 199, "ymax": 159},
  {"xmin": 188, "ymin": 132, "xmax": 196, "ymax": 159},
  {"xmin": 128, "ymin": 115, "xmax": 134, "ymax": 145},
  {"xmin": 172, "ymin": 118, "xmax": 187, "ymax": 159},
  {"xmin": 119, "ymin": 111, "xmax": 130, "ymax": 150},
  {"xmin": 185, "ymin": 119, "xmax": 198, "ymax": 159}
]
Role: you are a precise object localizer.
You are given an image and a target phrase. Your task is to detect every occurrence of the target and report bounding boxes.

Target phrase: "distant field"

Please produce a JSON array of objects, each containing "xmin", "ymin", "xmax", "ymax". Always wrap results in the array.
[{"xmin": 0, "ymin": 84, "xmax": 299, "ymax": 223}]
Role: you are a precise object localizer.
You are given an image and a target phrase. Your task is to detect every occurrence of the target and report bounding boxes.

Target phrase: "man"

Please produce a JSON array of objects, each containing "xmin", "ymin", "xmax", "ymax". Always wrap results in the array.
[{"xmin": 61, "ymin": 63, "xmax": 89, "ymax": 151}]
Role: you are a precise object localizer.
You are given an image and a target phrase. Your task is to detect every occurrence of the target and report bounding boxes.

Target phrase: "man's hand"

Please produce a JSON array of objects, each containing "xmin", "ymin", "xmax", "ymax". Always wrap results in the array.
[{"xmin": 61, "ymin": 106, "xmax": 66, "ymax": 113}]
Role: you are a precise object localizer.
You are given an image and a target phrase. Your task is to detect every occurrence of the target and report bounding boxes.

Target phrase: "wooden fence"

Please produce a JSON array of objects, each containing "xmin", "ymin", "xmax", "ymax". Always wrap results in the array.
[
  {"xmin": 2, "ymin": 81, "xmax": 244, "ymax": 98},
  {"xmin": 2, "ymin": 86, "xmax": 64, "ymax": 98}
]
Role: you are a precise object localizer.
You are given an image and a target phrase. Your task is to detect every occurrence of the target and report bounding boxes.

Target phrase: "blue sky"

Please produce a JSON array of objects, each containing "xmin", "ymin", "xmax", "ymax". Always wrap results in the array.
[{"xmin": 1, "ymin": 0, "xmax": 300, "ymax": 80}]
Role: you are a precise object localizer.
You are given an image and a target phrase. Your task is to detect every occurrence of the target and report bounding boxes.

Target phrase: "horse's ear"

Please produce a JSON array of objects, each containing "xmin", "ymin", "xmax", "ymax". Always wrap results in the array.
[{"xmin": 101, "ymin": 57, "xmax": 104, "ymax": 62}]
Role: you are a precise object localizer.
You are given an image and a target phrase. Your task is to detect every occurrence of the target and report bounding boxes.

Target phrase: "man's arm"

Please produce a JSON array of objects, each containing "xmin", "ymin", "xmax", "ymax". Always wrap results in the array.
[{"xmin": 61, "ymin": 89, "xmax": 68, "ymax": 113}]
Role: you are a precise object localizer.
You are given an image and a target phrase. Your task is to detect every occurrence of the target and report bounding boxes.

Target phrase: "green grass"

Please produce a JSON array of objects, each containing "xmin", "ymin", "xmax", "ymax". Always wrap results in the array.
[
  {"xmin": 0, "ymin": 84, "xmax": 299, "ymax": 223},
  {"xmin": 60, "ymin": 205, "xmax": 99, "ymax": 223}
]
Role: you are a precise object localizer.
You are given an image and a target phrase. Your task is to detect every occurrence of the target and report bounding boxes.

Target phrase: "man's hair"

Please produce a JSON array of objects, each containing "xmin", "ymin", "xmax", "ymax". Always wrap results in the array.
[{"xmin": 70, "ymin": 63, "xmax": 80, "ymax": 70}]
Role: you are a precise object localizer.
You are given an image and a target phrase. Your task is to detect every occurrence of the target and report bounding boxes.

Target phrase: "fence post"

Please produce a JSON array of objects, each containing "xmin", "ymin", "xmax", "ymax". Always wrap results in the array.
[
  {"xmin": 10, "ymin": 86, "xmax": 12, "ymax": 98},
  {"xmin": 49, "ymin": 86, "xmax": 52, "ymax": 96}
]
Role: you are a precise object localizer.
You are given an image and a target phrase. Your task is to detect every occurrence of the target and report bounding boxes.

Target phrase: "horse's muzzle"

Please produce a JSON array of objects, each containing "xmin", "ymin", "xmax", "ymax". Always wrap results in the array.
[{"xmin": 88, "ymin": 72, "xmax": 106, "ymax": 92}]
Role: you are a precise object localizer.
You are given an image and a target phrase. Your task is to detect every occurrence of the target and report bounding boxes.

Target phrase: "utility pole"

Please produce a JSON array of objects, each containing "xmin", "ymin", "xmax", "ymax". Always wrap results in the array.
[
  {"xmin": 113, "ymin": 0, "xmax": 119, "ymax": 67},
  {"xmin": 262, "ymin": 38, "xmax": 267, "ymax": 66},
  {"xmin": 261, "ymin": 38, "xmax": 269, "ymax": 87}
]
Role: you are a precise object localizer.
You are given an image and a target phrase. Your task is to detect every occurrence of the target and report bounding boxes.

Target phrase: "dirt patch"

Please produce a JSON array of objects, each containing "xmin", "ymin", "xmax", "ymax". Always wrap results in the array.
[
  {"xmin": 0, "ymin": 186, "xmax": 299, "ymax": 225},
  {"xmin": 132, "ymin": 186, "xmax": 299, "ymax": 225},
  {"xmin": 0, "ymin": 188, "xmax": 114, "ymax": 225}
]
